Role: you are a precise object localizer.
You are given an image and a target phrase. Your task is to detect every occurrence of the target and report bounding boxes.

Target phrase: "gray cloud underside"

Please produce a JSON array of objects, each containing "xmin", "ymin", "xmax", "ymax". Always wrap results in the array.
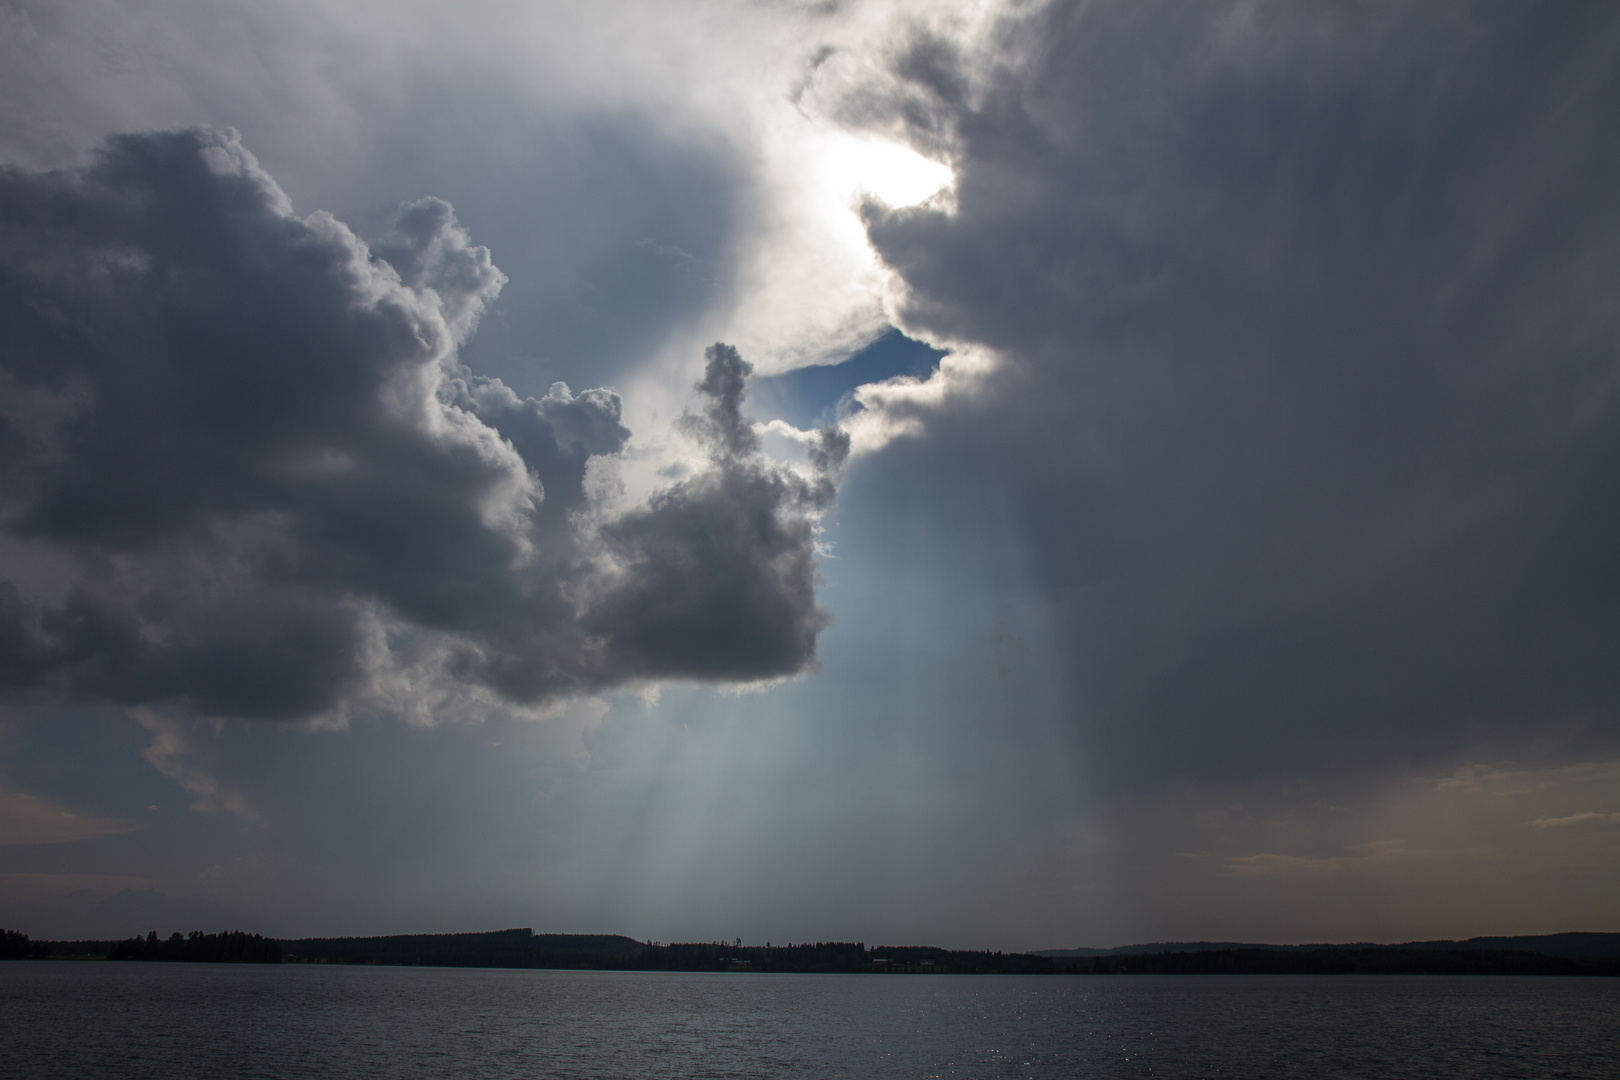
[
  {"xmin": 851, "ymin": 1, "xmax": 1620, "ymax": 779},
  {"xmin": 0, "ymin": 128, "xmax": 841, "ymax": 720}
]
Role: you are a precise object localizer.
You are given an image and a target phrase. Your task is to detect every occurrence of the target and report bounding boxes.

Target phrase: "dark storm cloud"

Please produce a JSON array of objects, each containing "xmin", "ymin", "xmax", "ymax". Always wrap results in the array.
[
  {"xmin": 0, "ymin": 128, "xmax": 840, "ymax": 720},
  {"xmin": 583, "ymin": 345, "xmax": 848, "ymax": 682},
  {"xmin": 848, "ymin": 1, "xmax": 1620, "ymax": 779}
]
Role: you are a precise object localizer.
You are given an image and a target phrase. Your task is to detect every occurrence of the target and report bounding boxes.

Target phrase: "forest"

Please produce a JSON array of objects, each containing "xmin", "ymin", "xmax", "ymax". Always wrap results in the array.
[{"xmin": 106, "ymin": 930, "xmax": 283, "ymax": 963}]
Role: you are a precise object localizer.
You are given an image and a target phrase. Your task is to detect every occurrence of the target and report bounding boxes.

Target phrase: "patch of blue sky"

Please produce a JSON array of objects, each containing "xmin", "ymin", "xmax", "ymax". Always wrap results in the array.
[{"xmin": 750, "ymin": 328, "xmax": 946, "ymax": 429}]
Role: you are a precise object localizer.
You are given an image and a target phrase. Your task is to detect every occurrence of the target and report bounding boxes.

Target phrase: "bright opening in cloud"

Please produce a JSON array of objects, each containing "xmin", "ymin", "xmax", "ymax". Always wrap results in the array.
[
  {"xmin": 713, "ymin": 123, "xmax": 958, "ymax": 373},
  {"xmin": 817, "ymin": 135, "xmax": 954, "ymax": 208}
]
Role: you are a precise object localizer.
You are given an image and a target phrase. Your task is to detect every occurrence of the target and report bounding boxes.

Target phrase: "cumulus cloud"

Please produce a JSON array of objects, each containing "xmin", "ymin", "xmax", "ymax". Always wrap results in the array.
[
  {"xmin": 583, "ymin": 344, "xmax": 848, "ymax": 683},
  {"xmin": 827, "ymin": 1, "xmax": 1620, "ymax": 781},
  {"xmin": 0, "ymin": 127, "xmax": 844, "ymax": 723}
]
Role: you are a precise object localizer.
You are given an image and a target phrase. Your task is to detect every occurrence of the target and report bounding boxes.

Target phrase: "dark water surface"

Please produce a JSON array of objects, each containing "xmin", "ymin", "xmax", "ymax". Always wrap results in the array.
[{"xmin": 3, "ymin": 962, "xmax": 1615, "ymax": 1078}]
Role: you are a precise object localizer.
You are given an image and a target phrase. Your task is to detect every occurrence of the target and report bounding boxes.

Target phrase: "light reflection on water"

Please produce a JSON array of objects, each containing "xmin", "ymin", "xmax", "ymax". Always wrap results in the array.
[{"xmin": 3, "ymin": 962, "xmax": 1616, "ymax": 1079}]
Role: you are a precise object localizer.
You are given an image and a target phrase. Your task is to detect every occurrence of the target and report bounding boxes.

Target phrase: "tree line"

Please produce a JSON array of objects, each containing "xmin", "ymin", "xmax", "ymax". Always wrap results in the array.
[
  {"xmin": 1, "ymin": 929, "xmax": 48, "ymax": 960},
  {"xmin": 106, "ymin": 930, "xmax": 282, "ymax": 963},
  {"xmin": 1045, "ymin": 948, "xmax": 1620, "ymax": 976},
  {"xmin": 5, "ymin": 928, "xmax": 1617, "ymax": 974}
]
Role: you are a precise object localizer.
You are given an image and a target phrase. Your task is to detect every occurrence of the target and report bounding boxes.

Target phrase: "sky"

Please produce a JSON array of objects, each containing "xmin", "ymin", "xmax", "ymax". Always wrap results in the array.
[{"xmin": 1, "ymin": 0, "xmax": 1617, "ymax": 951}]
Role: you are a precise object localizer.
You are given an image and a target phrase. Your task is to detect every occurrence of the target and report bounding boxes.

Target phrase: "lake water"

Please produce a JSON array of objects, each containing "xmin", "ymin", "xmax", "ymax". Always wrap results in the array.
[{"xmin": 3, "ymin": 963, "xmax": 1616, "ymax": 1078}]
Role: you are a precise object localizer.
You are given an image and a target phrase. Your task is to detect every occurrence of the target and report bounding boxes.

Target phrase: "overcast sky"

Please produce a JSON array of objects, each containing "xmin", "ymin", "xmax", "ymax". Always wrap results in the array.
[{"xmin": 2, "ymin": 0, "xmax": 1617, "ymax": 950}]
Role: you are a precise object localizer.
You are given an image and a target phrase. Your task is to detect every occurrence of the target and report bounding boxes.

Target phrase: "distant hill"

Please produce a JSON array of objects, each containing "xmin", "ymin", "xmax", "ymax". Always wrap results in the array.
[{"xmin": 1034, "ymin": 932, "xmax": 1620, "ymax": 961}]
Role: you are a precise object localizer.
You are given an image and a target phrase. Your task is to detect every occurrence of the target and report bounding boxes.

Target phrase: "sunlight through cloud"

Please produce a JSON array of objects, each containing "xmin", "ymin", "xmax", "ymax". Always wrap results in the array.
[{"xmin": 816, "ymin": 134, "xmax": 953, "ymax": 209}]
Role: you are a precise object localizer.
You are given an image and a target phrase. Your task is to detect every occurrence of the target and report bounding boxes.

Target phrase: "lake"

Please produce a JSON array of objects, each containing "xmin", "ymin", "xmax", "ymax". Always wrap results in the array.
[{"xmin": 3, "ymin": 962, "xmax": 1615, "ymax": 1078}]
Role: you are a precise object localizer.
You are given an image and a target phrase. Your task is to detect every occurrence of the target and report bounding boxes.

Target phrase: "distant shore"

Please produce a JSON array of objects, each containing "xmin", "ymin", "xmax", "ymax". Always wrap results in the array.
[{"xmin": 6, "ymin": 927, "xmax": 1617, "ymax": 975}]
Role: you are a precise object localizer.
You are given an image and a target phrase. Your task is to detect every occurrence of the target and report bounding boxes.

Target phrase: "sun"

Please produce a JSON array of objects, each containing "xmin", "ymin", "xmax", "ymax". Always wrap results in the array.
[
  {"xmin": 815, "ymin": 133, "xmax": 954, "ymax": 209},
  {"xmin": 720, "ymin": 119, "xmax": 957, "ymax": 368}
]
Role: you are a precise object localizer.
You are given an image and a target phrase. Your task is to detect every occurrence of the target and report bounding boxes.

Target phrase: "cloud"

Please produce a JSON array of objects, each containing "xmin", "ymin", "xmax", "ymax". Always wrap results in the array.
[
  {"xmin": 0, "ymin": 871, "xmax": 154, "ymax": 902},
  {"xmin": 0, "ymin": 786, "xmax": 138, "ymax": 846},
  {"xmin": 0, "ymin": 128, "xmax": 845, "ymax": 723},
  {"xmin": 133, "ymin": 708, "xmax": 258, "ymax": 821},
  {"xmin": 830, "ymin": 0, "xmax": 1620, "ymax": 782},
  {"xmin": 581, "ymin": 344, "xmax": 847, "ymax": 684},
  {"xmin": 1534, "ymin": 811, "xmax": 1620, "ymax": 830},
  {"xmin": 0, "ymin": 871, "xmax": 245, "ymax": 940},
  {"xmin": 1075, "ymin": 759, "xmax": 1620, "ymax": 942}
]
